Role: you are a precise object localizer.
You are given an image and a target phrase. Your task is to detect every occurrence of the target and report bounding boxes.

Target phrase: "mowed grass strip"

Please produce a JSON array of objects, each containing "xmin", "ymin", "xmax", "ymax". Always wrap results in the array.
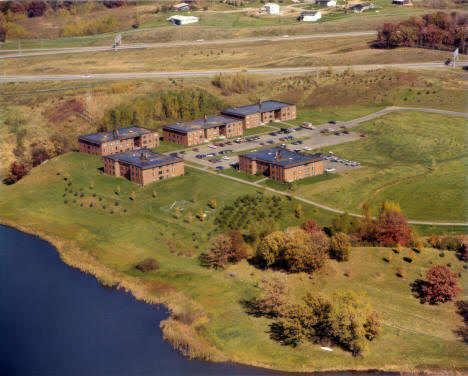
[{"xmin": 297, "ymin": 112, "xmax": 467, "ymax": 222}]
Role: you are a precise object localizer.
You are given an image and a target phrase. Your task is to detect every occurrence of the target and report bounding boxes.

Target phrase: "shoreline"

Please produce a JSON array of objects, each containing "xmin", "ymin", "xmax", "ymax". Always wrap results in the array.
[{"xmin": 1, "ymin": 218, "xmax": 465, "ymax": 375}]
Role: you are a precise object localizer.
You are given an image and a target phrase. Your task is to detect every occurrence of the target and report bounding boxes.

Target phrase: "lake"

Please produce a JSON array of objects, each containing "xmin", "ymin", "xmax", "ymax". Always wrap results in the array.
[{"xmin": 0, "ymin": 225, "xmax": 397, "ymax": 376}]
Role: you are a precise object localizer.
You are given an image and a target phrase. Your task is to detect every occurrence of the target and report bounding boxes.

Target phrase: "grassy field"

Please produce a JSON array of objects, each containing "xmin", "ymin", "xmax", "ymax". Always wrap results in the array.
[
  {"xmin": 297, "ymin": 111, "xmax": 467, "ymax": 222},
  {"xmin": 0, "ymin": 1, "xmax": 437, "ymax": 50},
  {"xmin": 0, "ymin": 151, "xmax": 466, "ymax": 373},
  {"xmin": 3, "ymin": 35, "xmax": 456, "ymax": 76}
]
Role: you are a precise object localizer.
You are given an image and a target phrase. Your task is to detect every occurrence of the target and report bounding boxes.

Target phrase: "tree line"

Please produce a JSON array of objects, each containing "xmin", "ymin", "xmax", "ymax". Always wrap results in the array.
[
  {"xmin": 98, "ymin": 88, "xmax": 223, "ymax": 131},
  {"xmin": 374, "ymin": 12, "xmax": 467, "ymax": 53}
]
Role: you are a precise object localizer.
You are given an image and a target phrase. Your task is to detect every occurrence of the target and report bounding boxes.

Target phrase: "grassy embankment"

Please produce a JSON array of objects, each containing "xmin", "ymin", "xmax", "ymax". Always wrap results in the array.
[
  {"xmin": 0, "ymin": 151, "xmax": 466, "ymax": 373},
  {"xmin": 295, "ymin": 111, "xmax": 467, "ymax": 224}
]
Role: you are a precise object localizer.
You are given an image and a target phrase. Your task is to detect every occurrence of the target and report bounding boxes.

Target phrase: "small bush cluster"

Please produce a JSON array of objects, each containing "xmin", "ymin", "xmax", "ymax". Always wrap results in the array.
[{"xmin": 136, "ymin": 258, "xmax": 160, "ymax": 272}]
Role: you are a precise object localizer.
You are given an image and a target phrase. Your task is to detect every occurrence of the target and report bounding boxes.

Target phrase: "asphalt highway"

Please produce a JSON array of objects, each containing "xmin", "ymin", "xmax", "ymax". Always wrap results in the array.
[{"xmin": 0, "ymin": 62, "xmax": 451, "ymax": 82}]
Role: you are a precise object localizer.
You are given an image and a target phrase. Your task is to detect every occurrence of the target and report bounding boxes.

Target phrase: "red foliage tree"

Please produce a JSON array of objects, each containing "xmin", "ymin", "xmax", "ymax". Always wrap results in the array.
[
  {"xmin": 421, "ymin": 265, "xmax": 461, "ymax": 304},
  {"xmin": 376, "ymin": 210, "xmax": 411, "ymax": 246},
  {"xmin": 300, "ymin": 219, "xmax": 323, "ymax": 234},
  {"xmin": 3, "ymin": 161, "xmax": 29, "ymax": 184},
  {"xmin": 228, "ymin": 230, "xmax": 248, "ymax": 263}
]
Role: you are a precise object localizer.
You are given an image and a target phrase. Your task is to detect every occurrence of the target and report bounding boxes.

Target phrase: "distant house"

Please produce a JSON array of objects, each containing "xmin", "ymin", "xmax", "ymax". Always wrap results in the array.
[
  {"xmin": 298, "ymin": 11, "xmax": 322, "ymax": 22},
  {"xmin": 315, "ymin": 0, "xmax": 336, "ymax": 6},
  {"xmin": 171, "ymin": 2, "xmax": 190, "ymax": 11},
  {"xmin": 167, "ymin": 15, "xmax": 198, "ymax": 25},
  {"xmin": 348, "ymin": 2, "xmax": 374, "ymax": 13},
  {"xmin": 262, "ymin": 3, "xmax": 280, "ymax": 14}
]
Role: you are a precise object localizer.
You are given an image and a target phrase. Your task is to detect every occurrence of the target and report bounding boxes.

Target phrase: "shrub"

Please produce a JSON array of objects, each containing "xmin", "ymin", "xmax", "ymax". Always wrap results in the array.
[
  {"xmin": 136, "ymin": 258, "xmax": 160, "ymax": 272},
  {"xmin": 440, "ymin": 236, "xmax": 463, "ymax": 252},
  {"xmin": 212, "ymin": 72, "xmax": 264, "ymax": 95},
  {"xmin": 329, "ymin": 232, "xmax": 351, "ymax": 261},
  {"xmin": 300, "ymin": 219, "xmax": 323, "ymax": 234},
  {"xmin": 396, "ymin": 267, "xmax": 407, "ymax": 278}
]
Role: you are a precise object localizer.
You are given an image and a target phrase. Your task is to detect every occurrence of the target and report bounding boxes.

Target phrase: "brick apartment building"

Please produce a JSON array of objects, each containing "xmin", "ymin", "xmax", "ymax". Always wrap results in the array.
[
  {"xmin": 103, "ymin": 149, "xmax": 184, "ymax": 186},
  {"xmin": 163, "ymin": 115, "xmax": 243, "ymax": 146},
  {"xmin": 78, "ymin": 126, "xmax": 159, "ymax": 157},
  {"xmin": 238, "ymin": 147, "xmax": 323, "ymax": 182},
  {"xmin": 221, "ymin": 100, "xmax": 296, "ymax": 129}
]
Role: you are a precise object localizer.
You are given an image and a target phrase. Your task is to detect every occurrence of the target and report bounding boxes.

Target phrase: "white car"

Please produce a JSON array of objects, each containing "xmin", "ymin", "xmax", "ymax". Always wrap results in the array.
[
  {"xmin": 208, "ymin": 145, "xmax": 217, "ymax": 149},
  {"xmin": 325, "ymin": 168, "xmax": 336, "ymax": 173},
  {"xmin": 281, "ymin": 35, "xmax": 289, "ymax": 38},
  {"xmin": 302, "ymin": 146, "xmax": 312, "ymax": 151},
  {"xmin": 222, "ymin": 156, "xmax": 230, "ymax": 160}
]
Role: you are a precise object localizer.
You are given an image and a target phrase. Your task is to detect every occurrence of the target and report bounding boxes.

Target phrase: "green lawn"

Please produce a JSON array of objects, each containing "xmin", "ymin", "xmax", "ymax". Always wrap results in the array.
[
  {"xmin": 283, "ymin": 104, "xmax": 387, "ymax": 127},
  {"xmin": 220, "ymin": 167, "xmax": 264, "ymax": 182},
  {"xmin": 297, "ymin": 112, "xmax": 467, "ymax": 222},
  {"xmin": 243, "ymin": 126, "xmax": 275, "ymax": 136},
  {"xmin": 0, "ymin": 152, "xmax": 466, "ymax": 372},
  {"xmin": 156, "ymin": 140, "xmax": 191, "ymax": 153}
]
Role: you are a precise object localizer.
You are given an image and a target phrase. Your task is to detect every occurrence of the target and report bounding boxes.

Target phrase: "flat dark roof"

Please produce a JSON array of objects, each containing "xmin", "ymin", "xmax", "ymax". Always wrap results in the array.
[
  {"xmin": 163, "ymin": 115, "xmax": 238, "ymax": 134},
  {"xmin": 221, "ymin": 100, "xmax": 293, "ymax": 117},
  {"xmin": 240, "ymin": 147, "xmax": 322, "ymax": 168},
  {"xmin": 105, "ymin": 149, "xmax": 183, "ymax": 170},
  {"xmin": 78, "ymin": 126, "xmax": 155, "ymax": 144}
]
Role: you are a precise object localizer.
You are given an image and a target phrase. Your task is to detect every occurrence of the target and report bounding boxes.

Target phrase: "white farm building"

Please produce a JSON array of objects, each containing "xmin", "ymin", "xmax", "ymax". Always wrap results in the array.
[
  {"xmin": 167, "ymin": 15, "xmax": 199, "ymax": 25},
  {"xmin": 298, "ymin": 11, "xmax": 322, "ymax": 22},
  {"xmin": 315, "ymin": 0, "xmax": 336, "ymax": 6},
  {"xmin": 263, "ymin": 3, "xmax": 280, "ymax": 14}
]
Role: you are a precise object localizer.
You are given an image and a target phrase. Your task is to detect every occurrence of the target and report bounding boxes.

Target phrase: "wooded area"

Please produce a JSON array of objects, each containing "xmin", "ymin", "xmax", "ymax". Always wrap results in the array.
[{"xmin": 374, "ymin": 12, "xmax": 467, "ymax": 53}]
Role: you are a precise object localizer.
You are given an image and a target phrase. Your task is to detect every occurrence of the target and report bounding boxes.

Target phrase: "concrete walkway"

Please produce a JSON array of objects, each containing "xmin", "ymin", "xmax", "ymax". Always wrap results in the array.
[{"xmin": 182, "ymin": 106, "xmax": 467, "ymax": 227}]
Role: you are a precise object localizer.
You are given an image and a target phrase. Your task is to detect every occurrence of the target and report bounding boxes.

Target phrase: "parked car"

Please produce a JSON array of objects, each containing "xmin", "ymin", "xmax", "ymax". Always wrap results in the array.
[
  {"xmin": 208, "ymin": 144, "xmax": 217, "ymax": 149},
  {"xmin": 445, "ymin": 58, "xmax": 451, "ymax": 66},
  {"xmin": 329, "ymin": 120, "xmax": 336, "ymax": 124},
  {"xmin": 224, "ymin": 149, "xmax": 233, "ymax": 153},
  {"xmin": 209, "ymin": 159, "xmax": 217, "ymax": 163},
  {"xmin": 279, "ymin": 137, "xmax": 286, "ymax": 141},
  {"xmin": 320, "ymin": 130, "xmax": 328, "ymax": 134},
  {"xmin": 303, "ymin": 146, "xmax": 312, "ymax": 151},
  {"xmin": 266, "ymin": 140, "xmax": 274, "ymax": 144},
  {"xmin": 225, "ymin": 141, "xmax": 232, "ymax": 145},
  {"xmin": 280, "ymin": 144, "xmax": 287, "ymax": 148},
  {"xmin": 216, "ymin": 166, "xmax": 224, "ymax": 170},
  {"xmin": 179, "ymin": 150, "xmax": 186, "ymax": 154},
  {"xmin": 206, "ymin": 153, "xmax": 215, "ymax": 157},
  {"xmin": 192, "ymin": 148, "xmax": 199, "ymax": 152},
  {"xmin": 213, "ymin": 143, "xmax": 220, "ymax": 146},
  {"xmin": 259, "ymin": 142, "xmax": 265, "ymax": 146},
  {"xmin": 302, "ymin": 122, "xmax": 316, "ymax": 130},
  {"xmin": 360, "ymin": 134, "xmax": 368, "ymax": 138},
  {"xmin": 219, "ymin": 143, "xmax": 225, "ymax": 147},
  {"xmin": 296, "ymin": 140, "xmax": 303, "ymax": 144},
  {"xmin": 222, "ymin": 156, "xmax": 230, "ymax": 160},
  {"xmin": 343, "ymin": 130, "xmax": 350, "ymax": 134},
  {"xmin": 294, "ymin": 149, "xmax": 301, "ymax": 153},
  {"xmin": 340, "ymin": 125, "xmax": 347, "ymax": 129},
  {"xmin": 325, "ymin": 168, "xmax": 336, "ymax": 173},
  {"xmin": 269, "ymin": 132, "xmax": 277, "ymax": 136},
  {"xmin": 334, "ymin": 132, "xmax": 340, "ymax": 136}
]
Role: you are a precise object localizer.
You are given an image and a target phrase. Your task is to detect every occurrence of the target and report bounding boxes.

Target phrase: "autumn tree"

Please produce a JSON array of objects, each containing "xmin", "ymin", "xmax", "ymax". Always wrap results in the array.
[
  {"xmin": 300, "ymin": 219, "xmax": 322, "ymax": 234},
  {"xmin": 255, "ymin": 272, "xmax": 289, "ymax": 317},
  {"xmin": 329, "ymin": 232, "xmax": 351, "ymax": 261},
  {"xmin": 130, "ymin": 191, "xmax": 136, "ymax": 200},
  {"xmin": 3, "ymin": 161, "xmax": 28, "ymax": 184},
  {"xmin": 330, "ymin": 212, "xmax": 360, "ymax": 235},
  {"xmin": 376, "ymin": 208, "xmax": 411, "ymax": 246},
  {"xmin": 275, "ymin": 290, "xmax": 381, "ymax": 356},
  {"xmin": 419, "ymin": 265, "xmax": 461, "ymax": 304},
  {"xmin": 152, "ymin": 190, "xmax": 157, "ymax": 198},
  {"xmin": 196, "ymin": 208, "xmax": 205, "ymax": 221},
  {"xmin": 430, "ymin": 234, "xmax": 441, "ymax": 248},
  {"xmin": 295, "ymin": 204, "xmax": 303, "ymax": 218},
  {"xmin": 206, "ymin": 231, "xmax": 247, "ymax": 270},
  {"xmin": 209, "ymin": 198, "xmax": 217, "ymax": 209},
  {"xmin": 258, "ymin": 227, "xmax": 328, "ymax": 274}
]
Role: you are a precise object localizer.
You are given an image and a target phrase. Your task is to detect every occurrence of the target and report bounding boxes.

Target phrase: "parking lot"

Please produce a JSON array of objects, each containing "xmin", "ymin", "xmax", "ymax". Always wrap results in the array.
[{"xmin": 177, "ymin": 125, "xmax": 363, "ymax": 172}]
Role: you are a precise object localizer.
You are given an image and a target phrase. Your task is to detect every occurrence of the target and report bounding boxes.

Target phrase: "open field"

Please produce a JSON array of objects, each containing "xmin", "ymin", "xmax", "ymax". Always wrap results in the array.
[
  {"xmin": 0, "ymin": 151, "xmax": 466, "ymax": 373},
  {"xmin": 2, "ymin": 36, "xmax": 456, "ymax": 76},
  {"xmin": 0, "ymin": 0, "xmax": 442, "ymax": 50},
  {"xmin": 296, "ymin": 111, "xmax": 467, "ymax": 222}
]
